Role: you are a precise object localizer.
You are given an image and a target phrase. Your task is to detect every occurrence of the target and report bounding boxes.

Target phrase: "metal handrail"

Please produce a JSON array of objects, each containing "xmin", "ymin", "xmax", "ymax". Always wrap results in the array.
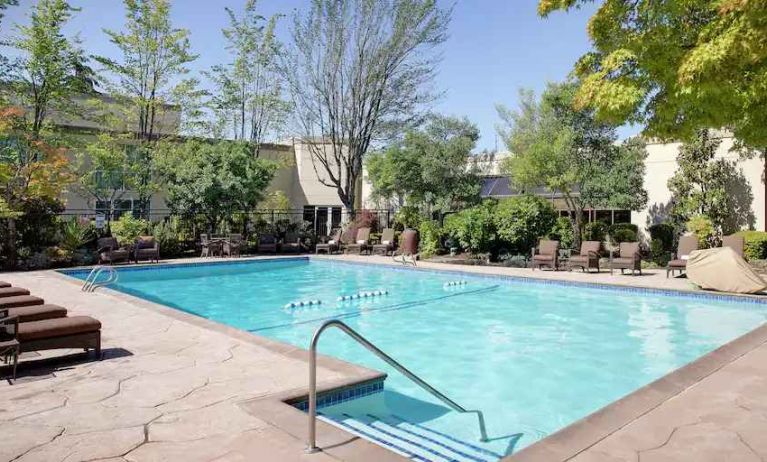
[
  {"xmin": 82, "ymin": 266, "xmax": 118, "ymax": 292},
  {"xmin": 306, "ymin": 319, "xmax": 488, "ymax": 454}
]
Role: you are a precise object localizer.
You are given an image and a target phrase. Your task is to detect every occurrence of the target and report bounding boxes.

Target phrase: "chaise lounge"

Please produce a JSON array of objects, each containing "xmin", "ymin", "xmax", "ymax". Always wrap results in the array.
[
  {"xmin": 1, "ymin": 305, "xmax": 67, "ymax": 322},
  {"xmin": 568, "ymin": 241, "xmax": 601, "ymax": 272},
  {"xmin": 0, "ymin": 295, "xmax": 45, "ymax": 309},
  {"xmin": 316, "ymin": 229, "xmax": 342, "ymax": 254},
  {"xmin": 531, "ymin": 239, "xmax": 560, "ymax": 270},
  {"xmin": 0, "ymin": 282, "xmax": 10, "ymax": 288},
  {"xmin": 345, "ymin": 228, "xmax": 372, "ymax": 255},
  {"xmin": 0, "ymin": 287, "xmax": 31, "ymax": 298},
  {"xmin": 666, "ymin": 235, "xmax": 698, "ymax": 278},
  {"xmin": 609, "ymin": 242, "xmax": 643, "ymax": 275},
  {"xmin": 372, "ymin": 228, "xmax": 396, "ymax": 256}
]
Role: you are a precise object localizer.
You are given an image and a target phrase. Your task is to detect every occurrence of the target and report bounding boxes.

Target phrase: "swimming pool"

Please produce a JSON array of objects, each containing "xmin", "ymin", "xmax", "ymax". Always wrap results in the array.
[{"xmin": 62, "ymin": 258, "xmax": 767, "ymax": 460}]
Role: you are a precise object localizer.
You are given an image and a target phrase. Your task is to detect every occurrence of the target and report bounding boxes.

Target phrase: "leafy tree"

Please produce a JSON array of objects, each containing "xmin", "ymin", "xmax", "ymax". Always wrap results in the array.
[
  {"xmin": 73, "ymin": 133, "xmax": 132, "ymax": 220},
  {"xmin": 494, "ymin": 195, "xmax": 558, "ymax": 255},
  {"xmin": 443, "ymin": 201, "xmax": 497, "ymax": 254},
  {"xmin": 284, "ymin": 0, "xmax": 451, "ymax": 214},
  {"xmin": 207, "ymin": 0, "xmax": 289, "ymax": 152},
  {"xmin": 667, "ymin": 130, "xmax": 755, "ymax": 235},
  {"xmin": 366, "ymin": 115, "xmax": 482, "ymax": 215},
  {"xmin": 498, "ymin": 81, "xmax": 648, "ymax": 246}
]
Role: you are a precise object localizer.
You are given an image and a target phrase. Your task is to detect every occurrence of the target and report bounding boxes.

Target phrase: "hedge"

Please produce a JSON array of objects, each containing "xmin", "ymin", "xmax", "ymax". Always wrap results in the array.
[{"xmin": 735, "ymin": 230, "xmax": 767, "ymax": 260}]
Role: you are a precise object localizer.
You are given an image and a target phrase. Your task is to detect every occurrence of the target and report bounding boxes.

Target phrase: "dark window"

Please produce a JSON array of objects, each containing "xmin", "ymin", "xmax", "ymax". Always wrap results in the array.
[
  {"xmin": 613, "ymin": 210, "xmax": 631, "ymax": 224},
  {"xmin": 595, "ymin": 210, "xmax": 612, "ymax": 224}
]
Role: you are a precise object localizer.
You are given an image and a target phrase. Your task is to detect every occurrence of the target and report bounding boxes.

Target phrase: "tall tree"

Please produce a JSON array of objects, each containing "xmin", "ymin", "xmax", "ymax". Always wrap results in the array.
[
  {"xmin": 94, "ymin": 0, "xmax": 198, "ymax": 217},
  {"xmin": 538, "ymin": 0, "xmax": 767, "ymax": 228},
  {"xmin": 498, "ymin": 82, "xmax": 648, "ymax": 246},
  {"xmin": 207, "ymin": 0, "xmax": 289, "ymax": 153},
  {"xmin": 284, "ymin": 0, "xmax": 450, "ymax": 215}
]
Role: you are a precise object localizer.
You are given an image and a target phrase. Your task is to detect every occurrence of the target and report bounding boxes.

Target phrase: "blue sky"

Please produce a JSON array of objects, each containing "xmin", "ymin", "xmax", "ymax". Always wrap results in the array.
[{"xmin": 4, "ymin": 0, "xmax": 630, "ymax": 150}]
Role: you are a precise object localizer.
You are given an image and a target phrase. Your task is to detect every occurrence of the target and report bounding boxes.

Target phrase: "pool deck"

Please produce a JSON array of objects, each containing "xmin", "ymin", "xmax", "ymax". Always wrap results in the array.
[{"xmin": 0, "ymin": 254, "xmax": 766, "ymax": 462}]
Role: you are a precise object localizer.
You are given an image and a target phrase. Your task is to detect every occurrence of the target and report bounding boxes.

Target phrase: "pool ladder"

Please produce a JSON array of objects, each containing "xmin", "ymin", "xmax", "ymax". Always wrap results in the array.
[
  {"xmin": 306, "ymin": 319, "xmax": 489, "ymax": 453},
  {"xmin": 81, "ymin": 266, "xmax": 119, "ymax": 292}
]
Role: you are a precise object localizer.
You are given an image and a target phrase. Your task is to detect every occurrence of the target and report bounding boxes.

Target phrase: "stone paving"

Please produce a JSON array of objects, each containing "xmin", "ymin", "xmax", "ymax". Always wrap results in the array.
[{"xmin": 0, "ymin": 255, "xmax": 765, "ymax": 462}]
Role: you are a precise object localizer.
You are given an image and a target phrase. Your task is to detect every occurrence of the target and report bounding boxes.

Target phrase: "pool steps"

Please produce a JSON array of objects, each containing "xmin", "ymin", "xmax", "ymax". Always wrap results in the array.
[
  {"xmin": 337, "ymin": 290, "xmax": 389, "ymax": 301},
  {"xmin": 319, "ymin": 412, "xmax": 500, "ymax": 462}
]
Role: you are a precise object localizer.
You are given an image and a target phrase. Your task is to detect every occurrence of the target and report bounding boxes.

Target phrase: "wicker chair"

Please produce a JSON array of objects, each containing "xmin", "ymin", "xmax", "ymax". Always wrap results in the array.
[
  {"xmin": 609, "ymin": 242, "xmax": 642, "ymax": 275},
  {"xmin": 568, "ymin": 241, "xmax": 601, "ymax": 273},
  {"xmin": 531, "ymin": 239, "xmax": 559, "ymax": 270}
]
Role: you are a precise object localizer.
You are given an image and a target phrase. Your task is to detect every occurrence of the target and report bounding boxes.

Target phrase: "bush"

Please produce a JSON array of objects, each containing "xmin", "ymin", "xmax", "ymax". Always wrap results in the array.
[
  {"xmin": 152, "ymin": 219, "xmax": 183, "ymax": 258},
  {"xmin": 584, "ymin": 221, "xmax": 608, "ymax": 243},
  {"xmin": 494, "ymin": 195, "xmax": 557, "ymax": 255},
  {"xmin": 394, "ymin": 206, "xmax": 423, "ymax": 231},
  {"xmin": 735, "ymin": 230, "xmax": 767, "ymax": 260},
  {"xmin": 686, "ymin": 214, "xmax": 717, "ymax": 248},
  {"xmin": 418, "ymin": 220, "xmax": 443, "ymax": 258},
  {"xmin": 57, "ymin": 218, "xmax": 95, "ymax": 254},
  {"xmin": 111, "ymin": 214, "xmax": 149, "ymax": 245},
  {"xmin": 649, "ymin": 238, "xmax": 670, "ymax": 266},
  {"xmin": 648, "ymin": 223, "xmax": 675, "ymax": 252},
  {"xmin": 443, "ymin": 201, "xmax": 497, "ymax": 254},
  {"xmin": 548, "ymin": 217, "xmax": 574, "ymax": 250},
  {"xmin": 608, "ymin": 222, "xmax": 638, "ymax": 237}
]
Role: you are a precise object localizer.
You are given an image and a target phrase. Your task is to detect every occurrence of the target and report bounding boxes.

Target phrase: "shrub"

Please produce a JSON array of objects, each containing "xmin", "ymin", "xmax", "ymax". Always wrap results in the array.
[
  {"xmin": 584, "ymin": 221, "xmax": 608, "ymax": 242},
  {"xmin": 152, "ymin": 219, "xmax": 183, "ymax": 258},
  {"xmin": 735, "ymin": 230, "xmax": 767, "ymax": 260},
  {"xmin": 649, "ymin": 238, "xmax": 670, "ymax": 266},
  {"xmin": 111, "ymin": 214, "xmax": 149, "ymax": 245},
  {"xmin": 548, "ymin": 217, "xmax": 574, "ymax": 250},
  {"xmin": 686, "ymin": 214, "xmax": 717, "ymax": 248},
  {"xmin": 494, "ymin": 195, "xmax": 557, "ymax": 255},
  {"xmin": 608, "ymin": 222, "xmax": 638, "ymax": 237},
  {"xmin": 394, "ymin": 205, "xmax": 423, "ymax": 231},
  {"xmin": 57, "ymin": 218, "xmax": 95, "ymax": 254},
  {"xmin": 418, "ymin": 220, "xmax": 443, "ymax": 258},
  {"xmin": 443, "ymin": 201, "xmax": 497, "ymax": 254},
  {"xmin": 648, "ymin": 223, "xmax": 675, "ymax": 252}
]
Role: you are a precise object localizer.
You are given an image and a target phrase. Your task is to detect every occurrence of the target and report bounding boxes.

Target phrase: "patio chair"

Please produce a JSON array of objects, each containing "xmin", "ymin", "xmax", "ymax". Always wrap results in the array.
[
  {"xmin": 224, "ymin": 234, "xmax": 243, "ymax": 257},
  {"xmin": 372, "ymin": 228, "xmax": 396, "ymax": 256},
  {"xmin": 0, "ymin": 287, "xmax": 30, "ymax": 298},
  {"xmin": 0, "ymin": 282, "xmax": 11, "ymax": 288},
  {"xmin": 531, "ymin": 239, "xmax": 559, "ymax": 270},
  {"xmin": 0, "ymin": 295, "xmax": 44, "ymax": 309},
  {"xmin": 666, "ymin": 235, "xmax": 698, "ymax": 278},
  {"xmin": 258, "ymin": 234, "xmax": 278, "ymax": 254},
  {"xmin": 345, "ymin": 227, "xmax": 372, "ymax": 255},
  {"xmin": 568, "ymin": 241, "xmax": 601, "ymax": 273},
  {"xmin": 392, "ymin": 229, "xmax": 419, "ymax": 266},
  {"xmin": 97, "ymin": 237, "xmax": 130, "ymax": 265},
  {"xmin": 316, "ymin": 229, "xmax": 342, "ymax": 254},
  {"xmin": 1, "ymin": 315, "xmax": 101, "ymax": 356},
  {"xmin": 281, "ymin": 232, "xmax": 302, "ymax": 253},
  {"xmin": 134, "ymin": 236, "xmax": 160, "ymax": 263},
  {"xmin": 722, "ymin": 234, "xmax": 745, "ymax": 259},
  {"xmin": 0, "ymin": 305, "xmax": 67, "ymax": 323},
  {"xmin": 200, "ymin": 234, "xmax": 221, "ymax": 257},
  {"xmin": 609, "ymin": 241, "xmax": 643, "ymax": 275}
]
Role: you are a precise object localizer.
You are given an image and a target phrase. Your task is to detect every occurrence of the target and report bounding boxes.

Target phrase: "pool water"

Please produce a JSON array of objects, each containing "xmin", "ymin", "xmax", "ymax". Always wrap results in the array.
[{"xmin": 64, "ymin": 259, "xmax": 767, "ymax": 458}]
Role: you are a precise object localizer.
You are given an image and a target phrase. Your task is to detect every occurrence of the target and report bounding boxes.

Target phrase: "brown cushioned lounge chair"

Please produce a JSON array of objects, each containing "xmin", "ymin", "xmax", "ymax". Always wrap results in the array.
[
  {"xmin": 610, "ymin": 242, "xmax": 643, "ymax": 275},
  {"xmin": 258, "ymin": 234, "xmax": 278, "ymax": 254},
  {"xmin": 568, "ymin": 241, "xmax": 601, "ymax": 272},
  {"xmin": 316, "ymin": 229, "xmax": 342, "ymax": 254},
  {"xmin": 666, "ymin": 235, "xmax": 698, "ymax": 278},
  {"xmin": 281, "ymin": 232, "xmax": 302, "ymax": 253},
  {"xmin": 531, "ymin": 239, "xmax": 559, "ymax": 270},
  {"xmin": 722, "ymin": 234, "xmax": 745, "ymax": 259},
  {"xmin": 97, "ymin": 237, "xmax": 130, "ymax": 264},
  {"xmin": 1, "ymin": 305, "xmax": 67, "ymax": 322},
  {"xmin": 345, "ymin": 228, "xmax": 372, "ymax": 255},
  {"xmin": 0, "ymin": 282, "xmax": 11, "ymax": 288},
  {"xmin": 2, "ymin": 315, "xmax": 101, "ymax": 355},
  {"xmin": 134, "ymin": 236, "xmax": 160, "ymax": 263},
  {"xmin": 0, "ymin": 296, "xmax": 44, "ymax": 309},
  {"xmin": 0, "ymin": 287, "xmax": 30, "ymax": 298},
  {"xmin": 372, "ymin": 228, "xmax": 396, "ymax": 256}
]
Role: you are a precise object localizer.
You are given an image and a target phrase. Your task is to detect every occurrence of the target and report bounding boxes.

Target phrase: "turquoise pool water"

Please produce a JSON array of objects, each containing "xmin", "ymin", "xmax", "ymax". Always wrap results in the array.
[{"xmin": 63, "ymin": 259, "xmax": 767, "ymax": 458}]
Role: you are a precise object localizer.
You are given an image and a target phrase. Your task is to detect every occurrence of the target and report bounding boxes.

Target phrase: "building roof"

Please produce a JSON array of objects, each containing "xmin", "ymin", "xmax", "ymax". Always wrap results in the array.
[{"xmin": 480, "ymin": 175, "xmax": 577, "ymax": 199}]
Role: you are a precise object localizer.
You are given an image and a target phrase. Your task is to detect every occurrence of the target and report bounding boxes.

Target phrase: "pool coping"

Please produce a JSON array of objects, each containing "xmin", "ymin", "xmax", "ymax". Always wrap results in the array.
[{"xmin": 53, "ymin": 256, "xmax": 767, "ymax": 461}]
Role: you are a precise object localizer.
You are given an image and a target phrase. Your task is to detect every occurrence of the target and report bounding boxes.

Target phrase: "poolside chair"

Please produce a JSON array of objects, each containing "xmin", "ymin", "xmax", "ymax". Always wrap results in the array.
[
  {"xmin": 666, "ymin": 235, "xmax": 698, "ymax": 278},
  {"xmin": 1, "ymin": 315, "xmax": 102, "ymax": 356},
  {"xmin": 281, "ymin": 232, "xmax": 302, "ymax": 253},
  {"xmin": 609, "ymin": 242, "xmax": 643, "ymax": 275},
  {"xmin": 0, "ymin": 295, "xmax": 44, "ymax": 309},
  {"xmin": 134, "ymin": 236, "xmax": 160, "ymax": 263},
  {"xmin": 392, "ymin": 229, "xmax": 419, "ymax": 266},
  {"xmin": 531, "ymin": 239, "xmax": 559, "ymax": 270},
  {"xmin": 97, "ymin": 237, "xmax": 130, "ymax": 265},
  {"xmin": 257, "ymin": 234, "xmax": 278, "ymax": 254},
  {"xmin": 0, "ymin": 282, "xmax": 11, "ymax": 288},
  {"xmin": 316, "ymin": 229, "xmax": 342, "ymax": 254},
  {"xmin": 0, "ymin": 305, "xmax": 67, "ymax": 322},
  {"xmin": 200, "ymin": 234, "xmax": 218, "ymax": 257},
  {"xmin": 568, "ymin": 241, "xmax": 601, "ymax": 273},
  {"xmin": 372, "ymin": 228, "xmax": 396, "ymax": 256},
  {"xmin": 0, "ymin": 287, "xmax": 30, "ymax": 298},
  {"xmin": 224, "ymin": 234, "xmax": 243, "ymax": 257},
  {"xmin": 345, "ymin": 227, "xmax": 372, "ymax": 255},
  {"xmin": 722, "ymin": 234, "xmax": 745, "ymax": 259}
]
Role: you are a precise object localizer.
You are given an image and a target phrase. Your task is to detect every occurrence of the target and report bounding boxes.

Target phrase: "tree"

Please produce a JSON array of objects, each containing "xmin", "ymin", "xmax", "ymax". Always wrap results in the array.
[
  {"xmin": 73, "ymin": 133, "xmax": 132, "ymax": 221},
  {"xmin": 284, "ymin": 0, "xmax": 450, "ymax": 215},
  {"xmin": 498, "ymin": 81, "xmax": 648, "ymax": 246},
  {"xmin": 667, "ymin": 130, "xmax": 755, "ymax": 235},
  {"xmin": 494, "ymin": 195, "xmax": 558, "ymax": 255},
  {"xmin": 366, "ymin": 114, "xmax": 482, "ymax": 215},
  {"xmin": 155, "ymin": 140, "xmax": 278, "ymax": 232},
  {"xmin": 94, "ymin": 0, "xmax": 198, "ymax": 217},
  {"xmin": 538, "ymin": 0, "xmax": 767, "ymax": 228},
  {"xmin": 207, "ymin": 0, "xmax": 289, "ymax": 152}
]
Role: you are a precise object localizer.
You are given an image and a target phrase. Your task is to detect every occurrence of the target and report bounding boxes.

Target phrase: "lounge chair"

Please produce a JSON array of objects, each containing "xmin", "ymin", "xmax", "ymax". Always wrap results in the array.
[
  {"xmin": 281, "ymin": 232, "xmax": 302, "ymax": 253},
  {"xmin": 531, "ymin": 239, "xmax": 559, "ymax": 270},
  {"xmin": 568, "ymin": 241, "xmax": 601, "ymax": 272},
  {"xmin": 0, "ymin": 282, "xmax": 11, "ymax": 288},
  {"xmin": 372, "ymin": 228, "xmax": 396, "ymax": 256},
  {"xmin": 134, "ymin": 236, "xmax": 160, "ymax": 263},
  {"xmin": 0, "ymin": 296, "xmax": 44, "ymax": 309},
  {"xmin": 392, "ymin": 229, "xmax": 419, "ymax": 266},
  {"xmin": 0, "ymin": 305, "xmax": 67, "ymax": 322},
  {"xmin": 0, "ymin": 287, "xmax": 30, "ymax": 298},
  {"xmin": 258, "ymin": 234, "xmax": 278, "ymax": 254},
  {"xmin": 224, "ymin": 234, "xmax": 243, "ymax": 257},
  {"xmin": 609, "ymin": 242, "xmax": 643, "ymax": 275},
  {"xmin": 2, "ymin": 315, "xmax": 101, "ymax": 355},
  {"xmin": 345, "ymin": 227, "xmax": 372, "ymax": 255},
  {"xmin": 97, "ymin": 237, "xmax": 130, "ymax": 265},
  {"xmin": 316, "ymin": 229, "xmax": 342, "ymax": 254},
  {"xmin": 722, "ymin": 234, "xmax": 745, "ymax": 259},
  {"xmin": 666, "ymin": 235, "xmax": 698, "ymax": 278},
  {"xmin": 200, "ymin": 234, "xmax": 222, "ymax": 257}
]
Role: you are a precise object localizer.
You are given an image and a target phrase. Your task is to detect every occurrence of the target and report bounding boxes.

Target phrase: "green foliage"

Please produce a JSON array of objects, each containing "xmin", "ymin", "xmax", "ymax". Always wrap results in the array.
[
  {"xmin": 583, "ymin": 221, "xmax": 607, "ymax": 242},
  {"xmin": 648, "ymin": 223, "xmax": 675, "ymax": 252},
  {"xmin": 151, "ymin": 218, "xmax": 185, "ymax": 258},
  {"xmin": 548, "ymin": 217, "xmax": 574, "ymax": 250},
  {"xmin": 393, "ymin": 206, "xmax": 423, "ymax": 231},
  {"xmin": 111, "ymin": 214, "xmax": 148, "ymax": 245},
  {"xmin": 649, "ymin": 239, "xmax": 670, "ymax": 266},
  {"xmin": 608, "ymin": 223, "xmax": 638, "ymax": 236},
  {"xmin": 494, "ymin": 195, "xmax": 558, "ymax": 255},
  {"xmin": 443, "ymin": 201, "xmax": 497, "ymax": 254},
  {"xmin": 418, "ymin": 220, "xmax": 443, "ymax": 258},
  {"xmin": 261, "ymin": 190, "xmax": 291, "ymax": 211},
  {"xmin": 608, "ymin": 223, "xmax": 638, "ymax": 245},
  {"xmin": 735, "ymin": 231, "xmax": 767, "ymax": 261},
  {"xmin": 686, "ymin": 215, "xmax": 717, "ymax": 249},
  {"xmin": 57, "ymin": 218, "xmax": 94, "ymax": 253}
]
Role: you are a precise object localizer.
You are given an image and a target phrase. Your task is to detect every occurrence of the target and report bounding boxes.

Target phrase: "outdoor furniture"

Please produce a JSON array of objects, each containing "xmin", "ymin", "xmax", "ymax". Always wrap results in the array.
[
  {"xmin": 345, "ymin": 228, "xmax": 372, "ymax": 255},
  {"xmin": 666, "ymin": 235, "xmax": 699, "ymax": 278},
  {"xmin": 531, "ymin": 239, "xmax": 560, "ymax": 270},
  {"xmin": 722, "ymin": 234, "xmax": 745, "ymax": 259},
  {"xmin": 0, "ymin": 296, "xmax": 44, "ymax": 309},
  {"xmin": 0, "ymin": 305, "xmax": 67, "ymax": 323},
  {"xmin": 97, "ymin": 237, "xmax": 130, "ymax": 265},
  {"xmin": 281, "ymin": 232, "xmax": 302, "ymax": 253},
  {"xmin": 1, "ymin": 315, "xmax": 101, "ymax": 356},
  {"xmin": 568, "ymin": 241, "xmax": 601, "ymax": 273},
  {"xmin": 0, "ymin": 282, "xmax": 11, "ymax": 288},
  {"xmin": 392, "ymin": 229, "xmax": 419, "ymax": 266},
  {"xmin": 687, "ymin": 247, "xmax": 766, "ymax": 294},
  {"xmin": 258, "ymin": 234, "xmax": 278, "ymax": 254},
  {"xmin": 372, "ymin": 228, "xmax": 396, "ymax": 256},
  {"xmin": 224, "ymin": 234, "xmax": 243, "ymax": 257},
  {"xmin": 0, "ymin": 338, "xmax": 19, "ymax": 381},
  {"xmin": 609, "ymin": 241, "xmax": 643, "ymax": 275},
  {"xmin": 134, "ymin": 236, "xmax": 160, "ymax": 263},
  {"xmin": 316, "ymin": 229, "xmax": 342, "ymax": 254},
  {"xmin": 0, "ymin": 287, "xmax": 30, "ymax": 298},
  {"xmin": 201, "ymin": 234, "xmax": 223, "ymax": 257}
]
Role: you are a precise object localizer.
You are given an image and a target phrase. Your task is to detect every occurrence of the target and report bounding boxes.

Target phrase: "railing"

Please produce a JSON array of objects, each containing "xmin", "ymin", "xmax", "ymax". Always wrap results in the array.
[
  {"xmin": 305, "ymin": 319, "xmax": 488, "ymax": 453},
  {"xmin": 81, "ymin": 266, "xmax": 119, "ymax": 292}
]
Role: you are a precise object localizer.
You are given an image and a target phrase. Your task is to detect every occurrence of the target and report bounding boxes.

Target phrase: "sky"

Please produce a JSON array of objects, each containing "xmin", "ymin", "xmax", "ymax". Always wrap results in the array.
[{"xmin": 3, "ymin": 0, "xmax": 633, "ymax": 151}]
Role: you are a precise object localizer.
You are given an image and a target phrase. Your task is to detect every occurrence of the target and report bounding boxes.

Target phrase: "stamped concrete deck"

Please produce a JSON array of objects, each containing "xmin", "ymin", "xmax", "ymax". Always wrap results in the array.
[{"xmin": 0, "ymin": 255, "xmax": 765, "ymax": 462}]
